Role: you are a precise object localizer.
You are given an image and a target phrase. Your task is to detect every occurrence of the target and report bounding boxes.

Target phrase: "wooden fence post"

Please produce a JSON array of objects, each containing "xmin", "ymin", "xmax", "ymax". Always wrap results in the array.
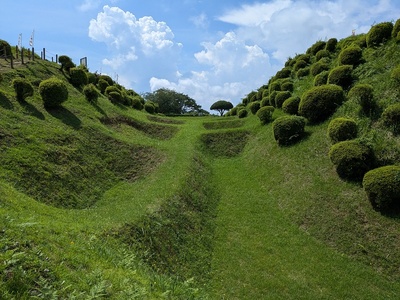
[
  {"xmin": 32, "ymin": 47, "xmax": 35, "ymax": 61},
  {"xmin": 15, "ymin": 46, "xmax": 18, "ymax": 59},
  {"xmin": 21, "ymin": 48, "xmax": 24, "ymax": 64}
]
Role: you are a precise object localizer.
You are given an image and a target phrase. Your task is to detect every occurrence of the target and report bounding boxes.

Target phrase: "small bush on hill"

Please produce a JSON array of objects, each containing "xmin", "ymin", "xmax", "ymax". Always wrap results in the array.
[
  {"xmin": 316, "ymin": 49, "xmax": 330, "ymax": 61},
  {"xmin": 367, "ymin": 22, "xmax": 394, "ymax": 47},
  {"xmin": 328, "ymin": 65, "xmax": 354, "ymax": 89},
  {"xmin": 297, "ymin": 67, "xmax": 310, "ymax": 78},
  {"xmin": 0, "ymin": 39, "xmax": 12, "ymax": 57},
  {"xmin": 329, "ymin": 140, "xmax": 375, "ymax": 181},
  {"xmin": 308, "ymin": 40, "xmax": 326, "ymax": 55},
  {"xmin": 275, "ymin": 91, "xmax": 291, "ymax": 108},
  {"xmin": 69, "ymin": 67, "xmax": 88, "ymax": 87},
  {"xmin": 144, "ymin": 102, "xmax": 156, "ymax": 114},
  {"xmin": 281, "ymin": 81, "xmax": 294, "ymax": 92},
  {"xmin": 83, "ymin": 83, "xmax": 99, "ymax": 103},
  {"xmin": 12, "ymin": 78, "xmax": 34, "ymax": 102},
  {"xmin": 272, "ymin": 115, "xmax": 306, "ymax": 146},
  {"xmin": 339, "ymin": 45, "xmax": 363, "ymax": 66},
  {"xmin": 314, "ymin": 71, "xmax": 329, "ymax": 86},
  {"xmin": 87, "ymin": 72, "xmax": 97, "ymax": 84},
  {"xmin": 310, "ymin": 61, "xmax": 329, "ymax": 76},
  {"xmin": 325, "ymin": 38, "xmax": 338, "ymax": 52},
  {"xmin": 363, "ymin": 165, "xmax": 400, "ymax": 212},
  {"xmin": 392, "ymin": 18, "xmax": 400, "ymax": 38},
  {"xmin": 257, "ymin": 106, "xmax": 275, "ymax": 125},
  {"xmin": 381, "ymin": 103, "xmax": 400, "ymax": 134},
  {"xmin": 294, "ymin": 60, "xmax": 307, "ymax": 71},
  {"xmin": 282, "ymin": 96, "xmax": 300, "ymax": 115},
  {"xmin": 275, "ymin": 67, "xmax": 292, "ymax": 79},
  {"xmin": 327, "ymin": 118, "xmax": 357, "ymax": 144},
  {"xmin": 58, "ymin": 55, "xmax": 75, "ymax": 72},
  {"xmin": 269, "ymin": 80, "xmax": 281, "ymax": 93},
  {"xmin": 132, "ymin": 96, "xmax": 144, "ymax": 110},
  {"xmin": 390, "ymin": 65, "xmax": 400, "ymax": 83},
  {"xmin": 98, "ymin": 79, "xmax": 109, "ymax": 94},
  {"xmin": 296, "ymin": 54, "xmax": 311, "ymax": 63},
  {"xmin": 269, "ymin": 91, "xmax": 278, "ymax": 107},
  {"xmin": 299, "ymin": 84, "xmax": 345, "ymax": 123},
  {"xmin": 98, "ymin": 75, "xmax": 114, "ymax": 86},
  {"xmin": 39, "ymin": 78, "xmax": 68, "ymax": 108},
  {"xmin": 348, "ymin": 84, "xmax": 375, "ymax": 115},
  {"xmin": 249, "ymin": 101, "xmax": 261, "ymax": 114},
  {"xmin": 105, "ymin": 85, "xmax": 121, "ymax": 100},
  {"xmin": 261, "ymin": 97, "xmax": 270, "ymax": 107},
  {"xmin": 238, "ymin": 108, "xmax": 248, "ymax": 118}
]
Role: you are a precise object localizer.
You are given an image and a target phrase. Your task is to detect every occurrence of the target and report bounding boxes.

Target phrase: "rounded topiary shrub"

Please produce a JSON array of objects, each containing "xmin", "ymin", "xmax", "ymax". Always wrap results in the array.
[
  {"xmin": 261, "ymin": 96, "xmax": 270, "ymax": 107},
  {"xmin": 308, "ymin": 40, "xmax": 326, "ymax": 55},
  {"xmin": 83, "ymin": 83, "xmax": 99, "ymax": 103},
  {"xmin": 299, "ymin": 84, "xmax": 345, "ymax": 123},
  {"xmin": 269, "ymin": 80, "xmax": 281, "ymax": 93},
  {"xmin": 348, "ymin": 84, "xmax": 374, "ymax": 114},
  {"xmin": 392, "ymin": 19, "xmax": 400, "ymax": 38},
  {"xmin": 0, "ymin": 39, "xmax": 12, "ymax": 58},
  {"xmin": 249, "ymin": 101, "xmax": 261, "ymax": 114},
  {"xmin": 275, "ymin": 67, "xmax": 292, "ymax": 79},
  {"xmin": 272, "ymin": 115, "xmax": 306, "ymax": 146},
  {"xmin": 325, "ymin": 38, "xmax": 338, "ymax": 52},
  {"xmin": 327, "ymin": 117, "xmax": 357, "ymax": 144},
  {"xmin": 275, "ymin": 91, "xmax": 291, "ymax": 108},
  {"xmin": 327, "ymin": 65, "xmax": 353, "ymax": 89},
  {"xmin": 132, "ymin": 96, "xmax": 144, "ymax": 110},
  {"xmin": 390, "ymin": 65, "xmax": 400, "ymax": 83},
  {"xmin": 281, "ymin": 81, "xmax": 294, "ymax": 92},
  {"xmin": 296, "ymin": 54, "xmax": 311, "ymax": 64},
  {"xmin": 329, "ymin": 140, "xmax": 375, "ymax": 181},
  {"xmin": 97, "ymin": 79, "xmax": 109, "ymax": 94},
  {"xmin": 310, "ymin": 62, "xmax": 329, "ymax": 76},
  {"xmin": 257, "ymin": 106, "xmax": 275, "ymax": 125},
  {"xmin": 87, "ymin": 72, "xmax": 97, "ymax": 84},
  {"xmin": 339, "ymin": 45, "xmax": 362, "ymax": 66},
  {"xmin": 297, "ymin": 67, "xmax": 310, "ymax": 78},
  {"xmin": 58, "ymin": 55, "xmax": 75, "ymax": 72},
  {"xmin": 269, "ymin": 91, "xmax": 278, "ymax": 107},
  {"xmin": 105, "ymin": 85, "xmax": 120, "ymax": 97},
  {"xmin": 363, "ymin": 165, "xmax": 400, "ymax": 211},
  {"xmin": 381, "ymin": 103, "xmax": 400, "ymax": 134},
  {"xmin": 69, "ymin": 67, "xmax": 88, "ymax": 87},
  {"xmin": 98, "ymin": 75, "xmax": 114, "ymax": 86},
  {"xmin": 315, "ymin": 49, "xmax": 330, "ymax": 61},
  {"xmin": 366, "ymin": 22, "xmax": 394, "ymax": 47},
  {"xmin": 314, "ymin": 71, "xmax": 329, "ymax": 86},
  {"xmin": 294, "ymin": 60, "xmax": 307, "ymax": 71},
  {"xmin": 39, "ymin": 78, "xmax": 68, "ymax": 108},
  {"xmin": 282, "ymin": 96, "xmax": 300, "ymax": 115},
  {"xmin": 108, "ymin": 91, "xmax": 122, "ymax": 104},
  {"xmin": 12, "ymin": 78, "xmax": 34, "ymax": 102},
  {"xmin": 238, "ymin": 108, "xmax": 248, "ymax": 118},
  {"xmin": 144, "ymin": 102, "xmax": 156, "ymax": 114}
]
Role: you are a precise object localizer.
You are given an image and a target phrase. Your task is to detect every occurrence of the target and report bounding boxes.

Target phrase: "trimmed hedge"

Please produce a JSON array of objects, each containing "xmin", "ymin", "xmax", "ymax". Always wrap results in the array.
[
  {"xmin": 281, "ymin": 81, "xmax": 294, "ymax": 92},
  {"xmin": 366, "ymin": 22, "xmax": 394, "ymax": 47},
  {"xmin": 0, "ymin": 39, "xmax": 12, "ymax": 58},
  {"xmin": 391, "ymin": 65, "xmax": 400, "ymax": 83},
  {"xmin": 249, "ymin": 101, "xmax": 261, "ymax": 114},
  {"xmin": 132, "ymin": 96, "xmax": 144, "ymax": 110},
  {"xmin": 272, "ymin": 115, "xmax": 306, "ymax": 146},
  {"xmin": 339, "ymin": 45, "xmax": 362, "ymax": 66},
  {"xmin": 58, "ymin": 55, "xmax": 75, "ymax": 72},
  {"xmin": 329, "ymin": 140, "xmax": 375, "ymax": 181},
  {"xmin": 275, "ymin": 67, "xmax": 292, "ymax": 79},
  {"xmin": 275, "ymin": 91, "xmax": 291, "ymax": 108},
  {"xmin": 308, "ymin": 40, "xmax": 326, "ymax": 55},
  {"xmin": 282, "ymin": 96, "xmax": 300, "ymax": 115},
  {"xmin": 83, "ymin": 83, "xmax": 99, "ymax": 103},
  {"xmin": 69, "ymin": 67, "xmax": 88, "ymax": 87},
  {"xmin": 238, "ymin": 108, "xmax": 248, "ymax": 118},
  {"xmin": 327, "ymin": 117, "xmax": 357, "ymax": 144},
  {"xmin": 39, "ymin": 78, "xmax": 68, "ymax": 108},
  {"xmin": 98, "ymin": 79, "xmax": 109, "ymax": 94},
  {"xmin": 315, "ymin": 49, "xmax": 330, "ymax": 61},
  {"xmin": 256, "ymin": 106, "xmax": 275, "ymax": 125},
  {"xmin": 348, "ymin": 84, "xmax": 374, "ymax": 114},
  {"xmin": 12, "ymin": 78, "xmax": 34, "ymax": 102},
  {"xmin": 363, "ymin": 165, "xmax": 400, "ymax": 211},
  {"xmin": 328, "ymin": 65, "xmax": 354, "ymax": 89},
  {"xmin": 297, "ymin": 67, "xmax": 310, "ymax": 78},
  {"xmin": 310, "ymin": 61, "xmax": 329, "ymax": 76},
  {"xmin": 269, "ymin": 91, "xmax": 278, "ymax": 107},
  {"xmin": 381, "ymin": 103, "xmax": 400, "ymax": 134},
  {"xmin": 314, "ymin": 71, "xmax": 329, "ymax": 86},
  {"xmin": 325, "ymin": 38, "xmax": 338, "ymax": 52},
  {"xmin": 299, "ymin": 84, "xmax": 345, "ymax": 123},
  {"xmin": 293, "ymin": 60, "xmax": 307, "ymax": 71}
]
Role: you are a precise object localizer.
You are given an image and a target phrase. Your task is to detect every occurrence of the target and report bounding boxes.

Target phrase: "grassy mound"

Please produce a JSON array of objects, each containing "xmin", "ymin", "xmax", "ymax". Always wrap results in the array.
[{"xmin": 203, "ymin": 119, "xmax": 244, "ymax": 130}]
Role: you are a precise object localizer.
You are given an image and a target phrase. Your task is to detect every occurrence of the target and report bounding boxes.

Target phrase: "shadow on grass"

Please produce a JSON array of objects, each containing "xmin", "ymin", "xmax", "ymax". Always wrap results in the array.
[
  {"xmin": 91, "ymin": 102, "xmax": 107, "ymax": 116},
  {"xmin": 19, "ymin": 100, "xmax": 45, "ymax": 120},
  {"xmin": 276, "ymin": 131, "xmax": 312, "ymax": 147},
  {"xmin": 0, "ymin": 91, "xmax": 13, "ymax": 110},
  {"xmin": 46, "ymin": 106, "xmax": 82, "ymax": 129}
]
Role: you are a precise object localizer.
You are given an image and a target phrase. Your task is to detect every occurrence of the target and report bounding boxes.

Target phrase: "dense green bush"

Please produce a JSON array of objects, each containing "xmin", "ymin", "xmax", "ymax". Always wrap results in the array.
[
  {"xmin": 275, "ymin": 67, "xmax": 292, "ymax": 79},
  {"xmin": 310, "ymin": 61, "xmax": 329, "ymax": 76},
  {"xmin": 348, "ymin": 84, "xmax": 374, "ymax": 114},
  {"xmin": 327, "ymin": 118, "xmax": 357, "ymax": 144},
  {"xmin": 261, "ymin": 97, "xmax": 269, "ymax": 107},
  {"xmin": 297, "ymin": 67, "xmax": 310, "ymax": 78},
  {"xmin": 339, "ymin": 45, "xmax": 363, "ymax": 66},
  {"xmin": 314, "ymin": 71, "xmax": 329, "ymax": 86},
  {"xmin": 58, "ymin": 55, "xmax": 75, "ymax": 72},
  {"xmin": 69, "ymin": 67, "xmax": 88, "ymax": 87},
  {"xmin": 296, "ymin": 54, "xmax": 311, "ymax": 63},
  {"xmin": 274, "ymin": 91, "xmax": 291, "ymax": 108},
  {"xmin": 87, "ymin": 72, "xmax": 97, "ymax": 84},
  {"xmin": 83, "ymin": 83, "xmax": 99, "ymax": 103},
  {"xmin": 108, "ymin": 91, "xmax": 122, "ymax": 104},
  {"xmin": 269, "ymin": 91, "xmax": 278, "ymax": 107},
  {"xmin": 282, "ymin": 96, "xmax": 300, "ymax": 115},
  {"xmin": 269, "ymin": 80, "xmax": 281, "ymax": 93},
  {"xmin": 98, "ymin": 79, "xmax": 109, "ymax": 94},
  {"xmin": 366, "ymin": 22, "xmax": 394, "ymax": 47},
  {"xmin": 363, "ymin": 165, "xmax": 400, "ymax": 211},
  {"xmin": 325, "ymin": 38, "xmax": 338, "ymax": 52},
  {"xmin": 238, "ymin": 108, "xmax": 248, "ymax": 118},
  {"xmin": 299, "ymin": 84, "xmax": 345, "ymax": 123},
  {"xmin": 0, "ymin": 39, "xmax": 12, "ymax": 57},
  {"xmin": 272, "ymin": 116, "xmax": 306, "ymax": 146},
  {"xmin": 315, "ymin": 49, "xmax": 330, "ymax": 61},
  {"xmin": 132, "ymin": 96, "xmax": 144, "ymax": 110},
  {"xmin": 392, "ymin": 19, "xmax": 400, "ymax": 38},
  {"xmin": 327, "ymin": 65, "xmax": 354, "ymax": 89},
  {"xmin": 144, "ymin": 102, "xmax": 156, "ymax": 114},
  {"xmin": 281, "ymin": 81, "xmax": 294, "ymax": 92},
  {"xmin": 249, "ymin": 101, "xmax": 261, "ymax": 114},
  {"xmin": 329, "ymin": 140, "xmax": 375, "ymax": 181},
  {"xmin": 390, "ymin": 65, "xmax": 400, "ymax": 83},
  {"xmin": 39, "ymin": 78, "xmax": 68, "ymax": 108},
  {"xmin": 381, "ymin": 103, "xmax": 400, "ymax": 134},
  {"xmin": 256, "ymin": 106, "xmax": 275, "ymax": 125},
  {"xmin": 293, "ymin": 60, "xmax": 307, "ymax": 71},
  {"xmin": 12, "ymin": 78, "xmax": 34, "ymax": 102},
  {"xmin": 308, "ymin": 40, "xmax": 326, "ymax": 55},
  {"xmin": 105, "ymin": 85, "xmax": 120, "ymax": 97},
  {"xmin": 98, "ymin": 75, "xmax": 114, "ymax": 86}
]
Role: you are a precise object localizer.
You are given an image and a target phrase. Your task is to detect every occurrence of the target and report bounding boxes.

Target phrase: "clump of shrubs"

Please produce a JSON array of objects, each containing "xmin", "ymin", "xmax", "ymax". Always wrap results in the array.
[
  {"xmin": 272, "ymin": 115, "xmax": 306, "ymax": 146},
  {"xmin": 282, "ymin": 96, "xmax": 300, "ymax": 115},
  {"xmin": 39, "ymin": 78, "xmax": 68, "ymax": 108},
  {"xmin": 269, "ymin": 91, "xmax": 278, "ymax": 107},
  {"xmin": 315, "ymin": 49, "xmax": 330, "ymax": 61},
  {"xmin": 69, "ymin": 67, "xmax": 88, "ymax": 87},
  {"xmin": 392, "ymin": 19, "xmax": 400, "ymax": 38},
  {"xmin": 366, "ymin": 22, "xmax": 394, "ymax": 47},
  {"xmin": 363, "ymin": 165, "xmax": 400, "ymax": 212},
  {"xmin": 281, "ymin": 81, "xmax": 294, "ymax": 92},
  {"xmin": 390, "ymin": 65, "xmax": 400, "ymax": 84},
  {"xmin": 310, "ymin": 61, "xmax": 329, "ymax": 76},
  {"xmin": 144, "ymin": 101, "xmax": 156, "ymax": 114},
  {"xmin": 132, "ymin": 96, "xmax": 144, "ymax": 110},
  {"xmin": 299, "ymin": 84, "xmax": 345, "ymax": 123},
  {"xmin": 12, "ymin": 78, "xmax": 34, "ymax": 102},
  {"xmin": 348, "ymin": 84, "xmax": 375, "ymax": 115},
  {"xmin": 329, "ymin": 140, "xmax": 375, "ymax": 181},
  {"xmin": 98, "ymin": 79, "xmax": 109, "ymax": 94},
  {"xmin": 297, "ymin": 67, "xmax": 310, "ymax": 78},
  {"xmin": 238, "ymin": 108, "xmax": 248, "ymax": 118},
  {"xmin": 325, "ymin": 38, "xmax": 338, "ymax": 52},
  {"xmin": 327, "ymin": 118, "xmax": 357, "ymax": 144},
  {"xmin": 275, "ymin": 67, "xmax": 292, "ymax": 79},
  {"xmin": 339, "ymin": 45, "xmax": 363, "ymax": 66},
  {"xmin": 83, "ymin": 83, "xmax": 99, "ymax": 103},
  {"xmin": 58, "ymin": 55, "xmax": 75, "ymax": 72},
  {"xmin": 307, "ymin": 40, "xmax": 326, "ymax": 55},
  {"xmin": 249, "ymin": 101, "xmax": 261, "ymax": 114},
  {"xmin": 314, "ymin": 71, "xmax": 329, "ymax": 86},
  {"xmin": 257, "ymin": 106, "xmax": 275, "ymax": 125},
  {"xmin": 328, "ymin": 65, "xmax": 354, "ymax": 89},
  {"xmin": 381, "ymin": 103, "xmax": 400, "ymax": 134},
  {"xmin": 294, "ymin": 60, "xmax": 308, "ymax": 72},
  {"xmin": 274, "ymin": 91, "xmax": 291, "ymax": 108}
]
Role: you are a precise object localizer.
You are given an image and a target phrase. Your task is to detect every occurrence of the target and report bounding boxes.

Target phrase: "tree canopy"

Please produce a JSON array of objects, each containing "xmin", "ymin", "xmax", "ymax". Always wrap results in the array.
[
  {"xmin": 210, "ymin": 100, "xmax": 233, "ymax": 116},
  {"xmin": 143, "ymin": 88, "xmax": 206, "ymax": 115}
]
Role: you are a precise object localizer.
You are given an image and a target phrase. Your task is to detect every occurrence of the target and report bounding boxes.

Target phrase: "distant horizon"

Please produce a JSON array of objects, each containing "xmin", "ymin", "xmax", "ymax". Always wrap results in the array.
[{"xmin": 1, "ymin": 0, "xmax": 400, "ymax": 110}]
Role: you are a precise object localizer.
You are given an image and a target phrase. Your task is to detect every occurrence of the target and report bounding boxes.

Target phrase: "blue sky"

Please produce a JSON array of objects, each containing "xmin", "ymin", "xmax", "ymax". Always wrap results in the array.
[{"xmin": 1, "ymin": 0, "xmax": 400, "ymax": 110}]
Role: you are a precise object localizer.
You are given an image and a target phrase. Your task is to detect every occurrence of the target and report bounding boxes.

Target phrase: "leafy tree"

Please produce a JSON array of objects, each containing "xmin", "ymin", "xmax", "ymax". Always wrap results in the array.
[
  {"xmin": 143, "ymin": 88, "xmax": 202, "ymax": 115},
  {"xmin": 210, "ymin": 100, "xmax": 233, "ymax": 116}
]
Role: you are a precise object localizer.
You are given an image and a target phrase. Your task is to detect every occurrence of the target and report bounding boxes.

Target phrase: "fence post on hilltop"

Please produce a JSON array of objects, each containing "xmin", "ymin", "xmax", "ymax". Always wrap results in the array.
[
  {"xmin": 15, "ymin": 46, "xmax": 18, "ymax": 59},
  {"xmin": 43, "ymin": 48, "xmax": 45, "ymax": 60},
  {"xmin": 21, "ymin": 48, "xmax": 24, "ymax": 64},
  {"xmin": 56, "ymin": 54, "xmax": 58, "ymax": 63},
  {"xmin": 32, "ymin": 47, "xmax": 35, "ymax": 61},
  {"xmin": 10, "ymin": 49, "xmax": 13, "ymax": 69}
]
